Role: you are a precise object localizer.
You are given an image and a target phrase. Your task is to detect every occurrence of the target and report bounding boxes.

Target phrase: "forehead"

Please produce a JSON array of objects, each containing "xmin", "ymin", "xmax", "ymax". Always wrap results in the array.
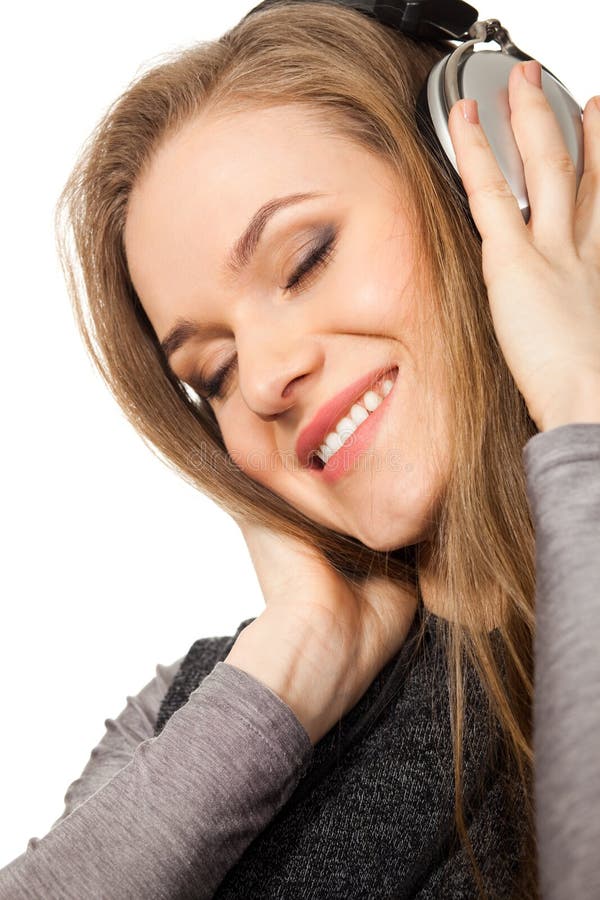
[{"xmin": 123, "ymin": 103, "xmax": 396, "ymax": 335}]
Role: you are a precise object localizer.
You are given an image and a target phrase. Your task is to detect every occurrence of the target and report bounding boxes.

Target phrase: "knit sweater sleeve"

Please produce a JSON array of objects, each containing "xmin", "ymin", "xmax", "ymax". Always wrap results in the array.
[
  {"xmin": 522, "ymin": 422, "xmax": 600, "ymax": 900},
  {"xmin": 0, "ymin": 660, "xmax": 314, "ymax": 900}
]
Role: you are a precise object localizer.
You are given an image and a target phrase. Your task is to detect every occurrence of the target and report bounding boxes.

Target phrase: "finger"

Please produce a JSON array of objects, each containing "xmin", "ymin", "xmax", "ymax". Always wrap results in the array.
[
  {"xmin": 508, "ymin": 60, "xmax": 577, "ymax": 253},
  {"xmin": 574, "ymin": 96, "xmax": 600, "ymax": 261},
  {"xmin": 447, "ymin": 97, "xmax": 529, "ymax": 256}
]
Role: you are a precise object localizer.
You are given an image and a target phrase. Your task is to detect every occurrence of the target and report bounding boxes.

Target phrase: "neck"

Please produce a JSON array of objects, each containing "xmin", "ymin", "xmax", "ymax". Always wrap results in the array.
[{"xmin": 417, "ymin": 546, "xmax": 506, "ymax": 632}]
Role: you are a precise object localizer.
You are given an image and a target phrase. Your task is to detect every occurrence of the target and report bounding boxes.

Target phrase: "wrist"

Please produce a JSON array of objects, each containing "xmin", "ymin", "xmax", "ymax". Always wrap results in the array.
[
  {"xmin": 224, "ymin": 614, "xmax": 352, "ymax": 745},
  {"xmin": 538, "ymin": 374, "xmax": 600, "ymax": 431}
]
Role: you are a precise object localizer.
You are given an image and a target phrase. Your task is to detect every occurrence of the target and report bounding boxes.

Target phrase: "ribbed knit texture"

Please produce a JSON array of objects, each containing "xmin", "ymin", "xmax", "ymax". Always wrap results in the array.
[{"xmin": 154, "ymin": 608, "xmax": 526, "ymax": 898}]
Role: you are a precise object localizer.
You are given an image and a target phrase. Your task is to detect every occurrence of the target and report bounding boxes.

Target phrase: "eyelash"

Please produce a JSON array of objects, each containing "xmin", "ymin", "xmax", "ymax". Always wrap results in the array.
[{"xmin": 192, "ymin": 231, "xmax": 337, "ymax": 401}]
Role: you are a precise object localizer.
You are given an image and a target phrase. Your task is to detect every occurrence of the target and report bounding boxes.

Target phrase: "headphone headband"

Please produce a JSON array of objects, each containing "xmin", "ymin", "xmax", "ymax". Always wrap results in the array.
[
  {"xmin": 242, "ymin": 0, "xmax": 480, "ymax": 41},
  {"xmin": 240, "ymin": 0, "xmax": 584, "ymax": 226}
]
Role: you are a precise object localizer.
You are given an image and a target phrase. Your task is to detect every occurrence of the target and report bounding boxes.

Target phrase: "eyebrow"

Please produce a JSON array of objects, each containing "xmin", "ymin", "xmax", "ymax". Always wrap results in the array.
[{"xmin": 159, "ymin": 190, "xmax": 329, "ymax": 362}]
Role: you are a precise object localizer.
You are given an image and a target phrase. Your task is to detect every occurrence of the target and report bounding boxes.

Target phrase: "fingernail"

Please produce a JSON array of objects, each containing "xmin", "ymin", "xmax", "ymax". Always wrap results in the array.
[
  {"xmin": 462, "ymin": 99, "xmax": 479, "ymax": 124},
  {"xmin": 594, "ymin": 96, "xmax": 600, "ymax": 113},
  {"xmin": 522, "ymin": 60, "xmax": 542, "ymax": 88}
]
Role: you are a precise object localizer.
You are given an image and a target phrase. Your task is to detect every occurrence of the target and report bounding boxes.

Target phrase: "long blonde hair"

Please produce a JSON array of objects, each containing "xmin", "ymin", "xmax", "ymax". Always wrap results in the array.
[{"xmin": 55, "ymin": 3, "xmax": 538, "ymax": 896}]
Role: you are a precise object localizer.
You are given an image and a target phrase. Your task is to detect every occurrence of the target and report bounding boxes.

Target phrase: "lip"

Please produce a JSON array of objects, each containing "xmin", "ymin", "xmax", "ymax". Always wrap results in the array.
[{"xmin": 295, "ymin": 364, "xmax": 398, "ymax": 470}]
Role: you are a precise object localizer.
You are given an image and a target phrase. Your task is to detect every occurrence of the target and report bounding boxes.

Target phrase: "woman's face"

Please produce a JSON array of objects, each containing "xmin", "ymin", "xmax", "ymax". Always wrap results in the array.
[{"xmin": 124, "ymin": 103, "xmax": 451, "ymax": 551}]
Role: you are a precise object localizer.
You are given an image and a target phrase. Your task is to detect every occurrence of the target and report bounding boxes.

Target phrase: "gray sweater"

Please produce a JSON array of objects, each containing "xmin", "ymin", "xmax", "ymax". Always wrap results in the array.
[{"xmin": 0, "ymin": 422, "xmax": 598, "ymax": 899}]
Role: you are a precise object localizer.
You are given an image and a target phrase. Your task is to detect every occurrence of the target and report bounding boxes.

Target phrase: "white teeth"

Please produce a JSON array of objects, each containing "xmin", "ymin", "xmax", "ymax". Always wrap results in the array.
[
  {"xmin": 320, "ymin": 445, "xmax": 334, "ymax": 463},
  {"xmin": 313, "ymin": 370, "xmax": 397, "ymax": 466},
  {"xmin": 362, "ymin": 390, "xmax": 382, "ymax": 412},
  {"xmin": 324, "ymin": 432, "xmax": 343, "ymax": 452},
  {"xmin": 336, "ymin": 417, "xmax": 357, "ymax": 439},
  {"xmin": 350, "ymin": 404, "xmax": 369, "ymax": 426}
]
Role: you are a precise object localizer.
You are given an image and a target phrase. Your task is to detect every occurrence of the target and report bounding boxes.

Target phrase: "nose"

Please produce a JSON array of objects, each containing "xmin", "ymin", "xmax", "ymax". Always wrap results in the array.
[{"xmin": 236, "ymin": 329, "xmax": 324, "ymax": 418}]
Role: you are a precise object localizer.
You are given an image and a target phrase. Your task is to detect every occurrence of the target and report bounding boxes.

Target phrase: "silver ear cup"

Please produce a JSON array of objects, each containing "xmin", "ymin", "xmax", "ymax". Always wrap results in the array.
[{"xmin": 423, "ymin": 47, "xmax": 584, "ymax": 224}]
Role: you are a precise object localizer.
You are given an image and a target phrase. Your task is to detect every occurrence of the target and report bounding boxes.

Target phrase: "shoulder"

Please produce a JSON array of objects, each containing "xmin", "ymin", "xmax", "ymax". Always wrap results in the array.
[{"xmin": 178, "ymin": 615, "xmax": 257, "ymax": 678}]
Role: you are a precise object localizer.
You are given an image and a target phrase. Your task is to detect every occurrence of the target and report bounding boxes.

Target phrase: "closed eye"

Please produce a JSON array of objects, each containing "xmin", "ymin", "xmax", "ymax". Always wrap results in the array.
[
  {"xmin": 187, "ymin": 228, "xmax": 338, "ymax": 402},
  {"xmin": 284, "ymin": 230, "xmax": 337, "ymax": 292}
]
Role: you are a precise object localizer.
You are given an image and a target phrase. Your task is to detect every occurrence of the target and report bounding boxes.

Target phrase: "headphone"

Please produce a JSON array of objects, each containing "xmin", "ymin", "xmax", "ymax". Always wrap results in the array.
[{"xmin": 240, "ymin": 0, "xmax": 584, "ymax": 226}]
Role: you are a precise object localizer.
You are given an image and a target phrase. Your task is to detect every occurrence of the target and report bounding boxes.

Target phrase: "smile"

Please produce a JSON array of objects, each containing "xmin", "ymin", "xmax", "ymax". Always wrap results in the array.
[
  {"xmin": 311, "ymin": 369, "xmax": 398, "ymax": 466},
  {"xmin": 305, "ymin": 366, "xmax": 399, "ymax": 484}
]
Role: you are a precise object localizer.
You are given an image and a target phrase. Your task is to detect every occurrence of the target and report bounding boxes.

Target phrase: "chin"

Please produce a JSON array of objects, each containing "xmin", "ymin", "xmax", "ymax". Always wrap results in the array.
[
  {"xmin": 354, "ymin": 527, "xmax": 409, "ymax": 553},
  {"xmin": 353, "ymin": 519, "xmax": 436, "ymax": 553}
]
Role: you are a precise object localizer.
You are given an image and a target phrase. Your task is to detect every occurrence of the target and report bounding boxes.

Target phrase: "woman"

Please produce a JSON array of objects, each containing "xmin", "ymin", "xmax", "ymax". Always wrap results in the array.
[{"xmin": 1, "ymin": 2, "xmax": 599, "ymax": 898}]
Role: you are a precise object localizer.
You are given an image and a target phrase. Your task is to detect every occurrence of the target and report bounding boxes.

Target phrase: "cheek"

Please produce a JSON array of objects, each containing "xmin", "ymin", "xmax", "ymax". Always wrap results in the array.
[
  {"xmin": 332, "ymin": 229, "xmax": 417, "ymax": 336},
  {"xmin": 219, "ymin": 407, "xmax": 278, "ymax": 483}
]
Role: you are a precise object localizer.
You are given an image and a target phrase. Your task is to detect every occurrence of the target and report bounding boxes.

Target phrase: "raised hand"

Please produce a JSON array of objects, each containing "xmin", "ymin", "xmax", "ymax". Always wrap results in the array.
[
  {"xmin": 448, "ymin": 60, "xmax": 600, "ymax": 432},
  {"xmin": 225, "ymin": 516, "xmax": 418, "ymax": 745}
]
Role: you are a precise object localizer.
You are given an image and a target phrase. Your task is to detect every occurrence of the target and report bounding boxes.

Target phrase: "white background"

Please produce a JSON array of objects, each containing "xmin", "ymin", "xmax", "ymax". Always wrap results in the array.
[{"xmin": 0, "ymin": 0, "xmax": 595, "ymax": 867}]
